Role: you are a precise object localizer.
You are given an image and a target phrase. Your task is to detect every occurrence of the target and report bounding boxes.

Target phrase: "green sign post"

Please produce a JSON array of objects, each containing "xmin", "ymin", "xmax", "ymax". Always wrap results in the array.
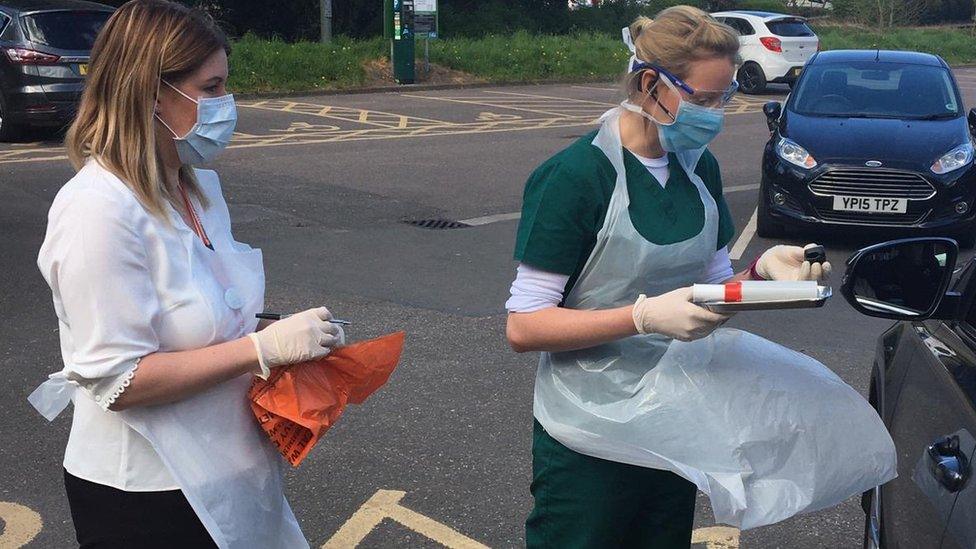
[{"xmin": 384, "ymin": 0, "xmax": 416, "ymax": 84}]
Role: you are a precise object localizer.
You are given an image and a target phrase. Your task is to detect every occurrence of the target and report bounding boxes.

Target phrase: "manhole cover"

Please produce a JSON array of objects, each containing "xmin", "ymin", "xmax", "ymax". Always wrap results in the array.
[{"xmin": 401, "ymin": 218, "xmax": 472, "ymax": 230}]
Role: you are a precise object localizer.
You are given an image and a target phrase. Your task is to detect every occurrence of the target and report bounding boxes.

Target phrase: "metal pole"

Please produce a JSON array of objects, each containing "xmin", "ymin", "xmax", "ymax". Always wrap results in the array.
[
  {"xmin": 321, "ymin": 0, "xmax": 333, "ymax": 43},
  {"xmin": 424, "ymin": 37, "xmax": 430, "ymax": 74}
]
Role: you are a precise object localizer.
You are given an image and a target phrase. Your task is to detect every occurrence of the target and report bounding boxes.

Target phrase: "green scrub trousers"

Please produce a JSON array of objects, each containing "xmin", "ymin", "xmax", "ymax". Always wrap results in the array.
[{"xmin": 526, "ymin": 420, "xmax": 697, "ymax": 548}]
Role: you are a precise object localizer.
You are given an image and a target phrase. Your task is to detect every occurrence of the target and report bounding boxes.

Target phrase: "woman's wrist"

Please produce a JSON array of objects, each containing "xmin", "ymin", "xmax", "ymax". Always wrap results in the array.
[
  {"xmin": 238, "ymin": 335, "xmax": 264, "ymax": 377},
  {"xmin": 748, "ymin": 255, "xmax": 767, "ymax": 281}
]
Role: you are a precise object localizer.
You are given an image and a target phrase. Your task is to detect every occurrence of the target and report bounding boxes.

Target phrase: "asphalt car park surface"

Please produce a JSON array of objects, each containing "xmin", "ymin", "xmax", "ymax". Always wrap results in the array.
[{"xmin": 4, "ymin": 70, "xmax": 976, "ymax": 548}]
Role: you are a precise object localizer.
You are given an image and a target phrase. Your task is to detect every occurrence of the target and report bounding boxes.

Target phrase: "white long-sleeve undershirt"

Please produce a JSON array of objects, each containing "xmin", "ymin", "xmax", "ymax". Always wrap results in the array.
[{"xmin": 505, "ymin": 247, "xmax": 734, "ymax": 313}]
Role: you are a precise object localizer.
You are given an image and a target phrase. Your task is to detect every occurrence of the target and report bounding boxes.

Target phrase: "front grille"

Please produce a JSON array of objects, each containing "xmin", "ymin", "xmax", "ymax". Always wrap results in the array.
[
  {"xmin": 809, "ymin": 169, "xmax": 936, "ymax": 200},
  {"xmin": 814, "ymin": 207, "xmax": 930, "ymax": 226}
]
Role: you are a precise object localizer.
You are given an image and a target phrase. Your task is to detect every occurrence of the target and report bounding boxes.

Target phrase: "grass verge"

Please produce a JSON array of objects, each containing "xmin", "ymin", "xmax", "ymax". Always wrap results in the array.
[{"xmin": 227, "ymin": 26, "xmax": 976, "ymax": 95}]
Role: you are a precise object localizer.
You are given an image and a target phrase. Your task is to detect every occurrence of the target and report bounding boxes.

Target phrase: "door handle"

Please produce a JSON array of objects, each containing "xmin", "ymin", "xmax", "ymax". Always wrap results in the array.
[{"xmin": 926, "ymin": 435, "xmax": 971, "ymax": 493}]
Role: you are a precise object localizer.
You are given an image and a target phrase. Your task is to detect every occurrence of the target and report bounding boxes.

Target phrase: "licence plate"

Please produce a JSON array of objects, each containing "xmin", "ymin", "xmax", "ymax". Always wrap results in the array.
[
  {"xmin": 832, "ymin": 196, "xmax": 907, "ymax": 214},
  {"xmin": 79, "ymin": 63, "xmax": 88, "ymax": 75}
]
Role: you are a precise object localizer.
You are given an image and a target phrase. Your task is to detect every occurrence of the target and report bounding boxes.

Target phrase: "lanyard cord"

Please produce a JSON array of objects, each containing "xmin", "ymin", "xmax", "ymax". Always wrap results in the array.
[{"xmin": 177, "ymin": 184, "xmax": 214, "ymax": 250}]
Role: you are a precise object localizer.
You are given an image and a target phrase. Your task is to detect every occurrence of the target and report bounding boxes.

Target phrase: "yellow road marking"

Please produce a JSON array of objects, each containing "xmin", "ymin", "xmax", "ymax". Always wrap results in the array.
[
  {"xmin": 692, "ymin": 526, "xmax": 740, "ymax": 549},
  {"xmin": 0, "ymin": 90, "xmax": 769, "ymax": 165},
  {"xmin": 323, "ymin": 490, "xmax": 489, "ymax": 549},
  {"xmin": 0, "ymin": 502, "xmax": 43, "ymax": 548},
  {"xmin": 401, "ymin": 93, "xmax": 588, "ymax": 118},
  {"xmin": 484, "ymin": 89, "xmax": 618, "ymax": 107}
]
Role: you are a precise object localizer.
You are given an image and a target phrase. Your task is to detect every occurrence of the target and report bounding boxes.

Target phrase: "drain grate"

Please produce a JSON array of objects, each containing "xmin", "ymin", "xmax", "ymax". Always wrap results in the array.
[{"xmin": 402, "ymin": 218, "xmax": 472, "ymax": 230}]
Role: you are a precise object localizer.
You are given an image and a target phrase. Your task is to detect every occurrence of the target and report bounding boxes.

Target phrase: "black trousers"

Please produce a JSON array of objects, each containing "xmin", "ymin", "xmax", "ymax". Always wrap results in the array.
[{"xmin": 63, "ymin": 469, "xmax": 217, "ymax": 549}]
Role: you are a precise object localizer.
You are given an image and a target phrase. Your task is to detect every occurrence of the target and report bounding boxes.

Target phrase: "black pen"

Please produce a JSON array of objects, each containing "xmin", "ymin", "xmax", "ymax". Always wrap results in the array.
[{"xmin": 256, "ymin": 313, "xmax": 351, "ymax": 325}]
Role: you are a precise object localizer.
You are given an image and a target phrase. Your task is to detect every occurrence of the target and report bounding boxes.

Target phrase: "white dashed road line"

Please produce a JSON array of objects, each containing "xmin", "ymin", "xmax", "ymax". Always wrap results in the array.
[{"xmin": 729, "ymin": 207, "xmax": 759, "ymax": 261}]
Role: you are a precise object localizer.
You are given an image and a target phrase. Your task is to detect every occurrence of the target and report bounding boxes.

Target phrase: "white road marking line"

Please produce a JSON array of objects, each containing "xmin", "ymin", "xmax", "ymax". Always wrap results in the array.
[
  {"xmin": 725, "ymin": 183, "xmax": 759, "ymax": 193},
  {"xmin": 322, "ymin": 490, "xmax": 489, "ymax": 549},
  {"xmin": 729, "ymin": 207, "xmax": 759, "ymax": 261},
  {"xmin": 0, "ymin": 502, "xmax": 43, "ymax": 548},
  {"xmin": 571, "ymin": 84, "xmax": 619, "ymax": 91},
  {"xmin": 460, "ymin": 212, "xmax": 523, "ymax": 226}
]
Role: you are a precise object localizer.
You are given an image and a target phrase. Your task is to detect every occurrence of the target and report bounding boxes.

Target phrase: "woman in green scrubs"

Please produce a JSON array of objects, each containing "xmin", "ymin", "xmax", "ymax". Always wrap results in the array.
[{"xmin": 505, "ymin": 6, "xmax": 830, "ymax": 547}]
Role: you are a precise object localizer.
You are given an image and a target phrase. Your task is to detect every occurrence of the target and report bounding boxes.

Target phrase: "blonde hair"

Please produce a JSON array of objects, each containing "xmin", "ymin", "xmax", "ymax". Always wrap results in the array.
[
  {"xmin": 625, "ymin": 6, "xmax": 740, "ymax": 95},
  {"xmin": 66, "ymin": 0, "xmax": 230, "ymax": 219}
]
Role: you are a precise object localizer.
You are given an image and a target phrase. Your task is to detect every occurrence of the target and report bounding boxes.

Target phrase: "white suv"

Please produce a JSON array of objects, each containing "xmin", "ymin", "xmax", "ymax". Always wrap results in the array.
[{"xmin": 711, "ymin": 11, "xmax": 820, "ymax": 94}]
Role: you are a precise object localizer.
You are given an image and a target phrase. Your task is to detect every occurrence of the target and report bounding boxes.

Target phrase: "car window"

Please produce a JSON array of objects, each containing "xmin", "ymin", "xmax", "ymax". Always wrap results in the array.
[
  {"xmin": 21, "ymin": 10, "xmax": 110, "ymax": 51},
  {"xmin": 0, "ymin": 13, "xmax": 9, "ymax": 36},
  {"xmin": 724, "ymin": 17, "xmax": 755, "ymax": 36},
  {"xmin": 789, "ymin": 62, "xmax": 961, "ymax": 120},
  {"xmin": 766, "ymin": 19, "xmax": 815, "ymax": 37}
]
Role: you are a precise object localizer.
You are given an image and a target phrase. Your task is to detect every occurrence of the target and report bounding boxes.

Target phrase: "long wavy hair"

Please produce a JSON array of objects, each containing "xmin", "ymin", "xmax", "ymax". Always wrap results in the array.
[{"xmin": 66, "ymin": 0, "xmax": 230, "ymax": 218}]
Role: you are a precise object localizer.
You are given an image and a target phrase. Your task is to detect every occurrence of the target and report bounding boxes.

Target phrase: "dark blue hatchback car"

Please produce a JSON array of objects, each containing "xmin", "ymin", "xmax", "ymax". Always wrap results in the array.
[
  {"xmin": 0, "ymin": 0, "xmax": 113, "ymax": 140},
  {"xmin": 759, "ymin": 50, "xmax": 976, "ymax": 247}
]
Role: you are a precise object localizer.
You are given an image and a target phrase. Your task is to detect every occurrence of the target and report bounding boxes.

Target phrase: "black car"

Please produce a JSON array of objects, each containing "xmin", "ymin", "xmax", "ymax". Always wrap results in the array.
[
  {"xmin": 842, "ymin": 237, "xmax": 976, "ymax": 549},
  {"xmin": 759, "ymin": 50, "xmax": 976, "ymax": 247},
  {"xmin": 0, "ymin": 0, "xmax": 113, "ymax": 140}
]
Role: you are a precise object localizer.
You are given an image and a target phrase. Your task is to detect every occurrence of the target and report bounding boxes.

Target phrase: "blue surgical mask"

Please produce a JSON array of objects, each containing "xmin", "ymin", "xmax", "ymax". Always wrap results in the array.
[
  {"xmin": 621, "ymin": 76, "xmax": 725, "ymax": 152},
  {"xmin": 156, "ymin": 80, "xmax": 237, "ymax": 165}
]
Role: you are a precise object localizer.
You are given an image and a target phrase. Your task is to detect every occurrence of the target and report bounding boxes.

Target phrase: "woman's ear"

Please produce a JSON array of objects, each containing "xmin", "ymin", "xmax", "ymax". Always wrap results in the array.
[{"xmin": 638, "ymin": 69, "xmax": 658, "ymax": 93}]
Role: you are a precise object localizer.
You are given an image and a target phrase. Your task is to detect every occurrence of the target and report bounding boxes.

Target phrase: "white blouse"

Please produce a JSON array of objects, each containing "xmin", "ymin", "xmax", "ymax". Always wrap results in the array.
[{"xmin": 35, "ymin": 159, "xmax": 265, "ymax": 491}]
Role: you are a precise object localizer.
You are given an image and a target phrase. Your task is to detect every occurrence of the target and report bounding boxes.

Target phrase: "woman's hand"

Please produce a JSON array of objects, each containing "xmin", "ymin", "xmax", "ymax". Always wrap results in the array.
[
  {"xmin": 632, "ymin": 288, "xmax": 731, "ymax": 342},
  {"xmin": 755, "ymin": 244, "xmax": 833, "ymax": 282},
  {"xmin": 247, "ymin": 307, "xmax": 342, "ymax": 378}
]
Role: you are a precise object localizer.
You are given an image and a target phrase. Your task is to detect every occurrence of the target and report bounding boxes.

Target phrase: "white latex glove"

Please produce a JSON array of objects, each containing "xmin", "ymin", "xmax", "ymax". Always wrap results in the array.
[
  {"xmin": 247, "ymin": 307, "xmax": 342, "ymax": 379},
  {"xmin": 632, "ymin": 288, "xmax": 732, "ymax": 342},
  {"xmin": 755, "ymin": 243, "xmax": 833, "ymax": 282}
]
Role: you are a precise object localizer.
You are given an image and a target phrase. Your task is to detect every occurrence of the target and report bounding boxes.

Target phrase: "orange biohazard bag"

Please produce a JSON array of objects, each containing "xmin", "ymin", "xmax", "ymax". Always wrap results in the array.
[{"xmin": 248, "ymin": 332, "xmax": 405, "ymax": 466}]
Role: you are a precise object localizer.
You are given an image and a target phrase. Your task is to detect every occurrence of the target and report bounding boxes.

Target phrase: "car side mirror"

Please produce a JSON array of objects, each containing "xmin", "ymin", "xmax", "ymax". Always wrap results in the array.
[
  {"xmin": 763, "ymin": 101, "xmax": 782, "ymax": 132},
  {"xmin": 969, "ymin": 108, "xmax": 976, "ymax": 137},
  {"xmin": 841, "ymin": 237, "xmax": 960, "ymax": 321}
]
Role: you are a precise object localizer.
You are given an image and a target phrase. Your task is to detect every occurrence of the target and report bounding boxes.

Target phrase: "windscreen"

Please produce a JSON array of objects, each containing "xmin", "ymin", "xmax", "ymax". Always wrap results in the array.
[
  {"xmin": 790, "ymin": 61, "xmax": 961, "ymax": 120},
  {"xmin": 22, "ymin": 10, "xmax": 110, "ymax": 51},
  {"xmin": 766, "ymin": 19, "xmax": 815, "ymax": 37}
]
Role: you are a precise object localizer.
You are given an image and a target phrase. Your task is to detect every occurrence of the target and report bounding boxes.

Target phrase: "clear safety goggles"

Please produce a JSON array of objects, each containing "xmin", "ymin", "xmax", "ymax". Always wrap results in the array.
[{"xmin": 631, "ymin": 61, "xmax": 739, "ymax": 108}]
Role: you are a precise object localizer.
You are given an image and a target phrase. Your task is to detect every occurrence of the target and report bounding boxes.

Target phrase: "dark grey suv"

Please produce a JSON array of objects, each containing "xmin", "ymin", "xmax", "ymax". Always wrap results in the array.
[
  {"xmin": 842, "ymin": 237, "xmax": 976, "ymax": 548},
  {"xmin": 0, "ymin": 0, "xmax": 113, "ymax": 140}
]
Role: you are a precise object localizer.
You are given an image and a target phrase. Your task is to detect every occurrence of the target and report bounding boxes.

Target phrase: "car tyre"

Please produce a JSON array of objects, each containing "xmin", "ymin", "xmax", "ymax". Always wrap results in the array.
[
  {"xmin": 0, "ymin": 91, "xmax": 25, "ymax": 142},
  {"xmin": 738, "ymin": 62, "xmax": 767, "ymax": 95}
]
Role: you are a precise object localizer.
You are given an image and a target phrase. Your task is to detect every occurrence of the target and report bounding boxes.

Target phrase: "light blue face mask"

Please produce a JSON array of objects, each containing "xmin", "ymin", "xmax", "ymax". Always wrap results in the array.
[
  {"xmin": 156, "ymin": 80, "xmax": 237, "ymax": 166},
  {"xmin": 621, "ymin": 74, "xmax": 726, "ymax": 152}
]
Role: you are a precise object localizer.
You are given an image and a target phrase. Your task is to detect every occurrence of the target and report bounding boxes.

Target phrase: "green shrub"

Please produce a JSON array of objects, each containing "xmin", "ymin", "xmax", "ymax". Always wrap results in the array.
[
  {"xmin": 737, "ymin": 0, "xmax": 788, "ymax": 12},
  {"xmin": 426, "ymin": 31, "xmax": 630, "ymax": 81},
  {"xmin": 814, "ymin": 24, "xmax": 976, "ymax": 64},
  {"xmin": 228, "ymin": 34, "xmax": 386, "ymax": 93}
]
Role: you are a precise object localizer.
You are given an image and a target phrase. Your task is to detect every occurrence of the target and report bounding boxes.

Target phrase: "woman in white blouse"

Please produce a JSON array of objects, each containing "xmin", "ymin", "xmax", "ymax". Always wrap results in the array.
[{"xmin": 29, "ymin": 2, "xmax": 340, "ymax": 547}]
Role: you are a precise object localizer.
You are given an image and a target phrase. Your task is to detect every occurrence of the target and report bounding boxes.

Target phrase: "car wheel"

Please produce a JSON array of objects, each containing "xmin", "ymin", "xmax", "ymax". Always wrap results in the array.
[
  {"xmin": 756, "ymin": 192, "xmax": 783, "ymax": 239},
  {"xmin": 862, "ymin": 486, "xmax": 882, "ymax": 549},
  {"xmin": 862, "ymin": 373, "xmax": 883, "ymax": 549},
  {"xmin": 0, "ymin": 91, "xmax": 25, "ymax": 142},
  {"xmin": 737, "ymin": 62, "xmax": 767, "ymax": 95}
]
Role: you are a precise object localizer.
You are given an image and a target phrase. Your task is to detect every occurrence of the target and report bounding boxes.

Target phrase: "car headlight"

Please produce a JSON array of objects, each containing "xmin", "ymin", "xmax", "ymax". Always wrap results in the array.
[
  {"xmin": 931, "ymin": 143, "xmax": 974, "ymax": 175},
  {"xmin": 776, "ymin": 138, "xmax": 817, "ymax": 169}
]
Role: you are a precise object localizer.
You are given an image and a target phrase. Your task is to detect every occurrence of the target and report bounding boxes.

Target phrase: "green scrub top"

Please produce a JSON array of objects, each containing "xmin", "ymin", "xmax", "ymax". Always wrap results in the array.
[{"xmin": 514, "ymin": 129, "xmax": 736, "ymax": 299}]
